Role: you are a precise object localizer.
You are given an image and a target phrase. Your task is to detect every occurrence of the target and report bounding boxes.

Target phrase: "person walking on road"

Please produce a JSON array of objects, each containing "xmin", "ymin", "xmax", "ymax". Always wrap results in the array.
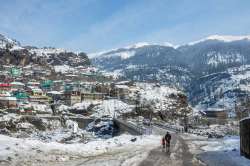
[
  {"xmin": 164, "ymin": 132, "xmax": 171, "ymax": 153},
  {"xmin": 161, "ymin": 136, "xmax": 166, "ymax": 152}
]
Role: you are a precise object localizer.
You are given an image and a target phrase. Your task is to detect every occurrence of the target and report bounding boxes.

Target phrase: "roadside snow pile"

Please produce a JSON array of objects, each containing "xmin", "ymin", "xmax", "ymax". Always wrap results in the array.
[
  {"xmin": 183, "ymin": 134, "xmax": 250, "ymax": 166},
  {"xmin": 0, "ymin": 134, "xmax": 160, "ymax": 165},
  {"xmin": 189, "ymin": 124, "xmax": 239, "ymax": 138},
  {"xmin": 91, "ymin": 99, "xmax": 134, "ymax": 118},
  {"xmin": 200, "ymin": 136, "xmax": 239, "ymax": 152}
]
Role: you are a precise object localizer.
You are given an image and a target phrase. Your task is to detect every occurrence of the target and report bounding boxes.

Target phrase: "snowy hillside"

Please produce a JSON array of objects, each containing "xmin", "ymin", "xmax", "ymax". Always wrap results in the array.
[
  {"xmin": 92, "ymin": 44, "xmax": 190, "ymax": 88},
  {"xmin": 91, "ymin": 99, "xmax": 134, "ymax": 118},
  {"xmin": 0, "ymin": 33, "xmax": 90, "ymax": 67},
  {"xmin": 191, "ymin": 65, "xmax": 250, "ymax": 115},
  {"xmin": 0, "ymin": 34, "xmax": 22, "ymax": 50},
  {"xmin": 92, "ymin": 35, "xmax": 250, "ymax": 113}
]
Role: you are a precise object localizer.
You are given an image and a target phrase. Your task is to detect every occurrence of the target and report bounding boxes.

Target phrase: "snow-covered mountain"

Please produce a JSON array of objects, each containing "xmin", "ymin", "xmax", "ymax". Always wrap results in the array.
[
  {"xmin": 92, "ymin": 35, "xmax": 250, "ymax": 110},
  {"xmin": 0, "ymin": 34, "xmax": 22, "ymax": 50},
  {"xmin": 0, "ymin": 33, "xmax": 90, "ymax": 67},
  {"xmin": 188, "ymin": 35, "xmax": 250, "ymax": 45},
  {"xmin": 92, "ymin": 44, "xmax": 191, "ymax": 88}
]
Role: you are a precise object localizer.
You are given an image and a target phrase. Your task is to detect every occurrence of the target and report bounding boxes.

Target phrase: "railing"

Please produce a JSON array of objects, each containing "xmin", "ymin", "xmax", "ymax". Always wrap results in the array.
[
  {"xmin": 115, "ymin": 118, "xmax": 184, "ymax": 135},
  {"xmin": 114, "ymin": 118, "xmax": 147, "ymax": 135},
  {"xmin": 153, "ymin": 121, "xmax": 184, "ymax": 133},
  {"xmin": 126, "ymin": 121, "xmax": 149, "ymax": 135}
]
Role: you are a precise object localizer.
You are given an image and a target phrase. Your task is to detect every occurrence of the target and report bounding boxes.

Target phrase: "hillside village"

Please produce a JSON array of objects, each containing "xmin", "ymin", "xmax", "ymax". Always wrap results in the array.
[
  {"xmin": 0, "ymin": 33, "xmax": 249, "ymax": 166},
  {"xmin": 2, "ymin": 1, "xmax": 250, "ymax": 165},
  {"xmin": 0, "ymin": 63, "xmax": 191, "ymax": 122}
]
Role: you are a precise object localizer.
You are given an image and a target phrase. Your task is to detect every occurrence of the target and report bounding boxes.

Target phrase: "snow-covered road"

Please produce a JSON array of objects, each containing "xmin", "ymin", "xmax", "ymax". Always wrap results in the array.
[
  {"xmin": 182, "ymin": 134, "xmax": 250, "ymax": 166},
  {"xmin": 1, "ymin": 124, "xmax": 249, "ymax": 166},
  {"xmin": 50, "ymin": 147, "xmax": 150, "ymax": 166},
  {"xmin": 44, "ymin": 126, "xmax": 202, "ymax": 166},
  {"xmin": 139, "ymin": 126, "xmax": 203, "ymax": 166}
]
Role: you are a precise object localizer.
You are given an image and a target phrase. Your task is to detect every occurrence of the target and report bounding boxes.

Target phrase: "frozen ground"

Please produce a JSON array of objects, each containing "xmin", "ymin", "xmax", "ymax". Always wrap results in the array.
[
  {"xmin": 182, "ymin": 133, "xmax": 250, "ymax": 166},
  {"xmin": 0, "ymin": 114, "xmax": 89, "ymax": 143},
  {"xmin": 189, "ymin": 124, "xmax": 239, "ymax": 138},
  {"xmin": 0, "ymin": 134, "xmax": 160, "ymax": 166},
  {"xmin": 1, "ymin": 113, "xmax": 247, "ymax": 166}
]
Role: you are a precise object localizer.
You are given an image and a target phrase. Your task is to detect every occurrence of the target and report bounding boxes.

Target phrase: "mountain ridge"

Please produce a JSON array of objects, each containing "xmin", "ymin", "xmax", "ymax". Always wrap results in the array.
[
  {"xmin": 0, "ymin": 33, "xmax": 90, "ymax": 67},
  {"xmin": 90, "ymin": 34, "xmax": 250, "ymax": 58},
  {"xmin": 92, "ymin": 35, "xmax": 250, "ymax": 111}
]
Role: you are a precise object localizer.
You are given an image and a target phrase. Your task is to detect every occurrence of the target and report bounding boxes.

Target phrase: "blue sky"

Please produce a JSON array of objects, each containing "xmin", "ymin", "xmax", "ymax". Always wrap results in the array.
[{"xmin": 1, "ymin": 0, "xmax": 250, "ymax": 53}]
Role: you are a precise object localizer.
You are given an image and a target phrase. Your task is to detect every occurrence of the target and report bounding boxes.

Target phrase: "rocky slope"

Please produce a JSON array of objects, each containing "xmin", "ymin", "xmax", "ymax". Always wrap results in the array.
[{"xmin": 0, "ymin": 34, "xmax": 90, "ymax": 67}]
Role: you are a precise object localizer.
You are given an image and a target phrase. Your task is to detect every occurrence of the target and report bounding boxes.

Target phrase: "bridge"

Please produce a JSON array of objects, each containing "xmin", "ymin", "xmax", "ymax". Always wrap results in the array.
[
  {"xmin": 113, "ymin": 118, "xmax": 146, "ymax": 135},
  {"xmin": 21, "ymin": 115, "xmax": 182, "ymax": 135},
  {"xmin": 113, "ymin": 118, "xmax": 184, "ymax": 135}
]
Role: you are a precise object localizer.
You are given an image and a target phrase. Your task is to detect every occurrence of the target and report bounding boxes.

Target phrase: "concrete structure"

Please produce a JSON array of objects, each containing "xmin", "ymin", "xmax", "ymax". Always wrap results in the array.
[
  {"xmin": 26, "ymin": 86, "xmax": 44, "ymax": 96},
  {"xmin": 10, "ymin": 82, "xmax": 25, "ymax": 90},
  {"xmin": 0, "ymin": 83, "xmax": 11, "ymax": 91},
  {"xmin": 240, "ymin": 117, "xmax": 250, "ymax": 159},
  {"xmin": 29, "ymin": 95, "xmax": 50, "ymax": 104},
  {"xmin": 52, "ymin": 80, "xmax": 64, "ymax": 91},
  {"xmin": 64, "ymin": 91, "xmax": 81, "ymax": 105},
  {"xmin": 113, "ymin": 118, "xmax": 145, "ymax": 135},
  {"xmin": 0, "ymin": 96, "xmax": 17, "ymax": 108},
  {"xmin": 27, "ymin": 82, "xmax": 40, "ymax": 87},
  {"xmin": 47, "ymin": 91, "xmax": 62, "ymax": 101},
  {"xmin": 204, "ymin": 108, "xmax": 227, "ymax": 119},
  {"xmin": 81, "ymin": 92, "xmax": 105, "ymax": 101},
  {"xmin": 114, "ymin": 85, "xmax": 130, "ymax": 99}
]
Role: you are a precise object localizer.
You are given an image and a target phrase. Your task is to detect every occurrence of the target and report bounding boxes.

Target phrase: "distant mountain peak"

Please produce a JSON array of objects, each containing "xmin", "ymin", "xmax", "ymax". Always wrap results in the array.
[
  {"xmin": 89, "ymin": 41, "xmax": 176, "ymax": 59},
  {"xmin": 124, "ymin": 42, "xmax": 150, "ymax": 49},
  {"xmin": 0, "ymin": 33, "xmax": 22, "ymax": 50},
  {"xmin": 188, "ymin": 34, "xmax": 250, "ymax": 45}
]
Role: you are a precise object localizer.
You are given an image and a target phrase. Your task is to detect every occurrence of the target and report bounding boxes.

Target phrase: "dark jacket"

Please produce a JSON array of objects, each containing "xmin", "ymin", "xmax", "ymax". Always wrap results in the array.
[{"xmin": 165, "ymin": 133, "xmax": 171, "ymax": 143}]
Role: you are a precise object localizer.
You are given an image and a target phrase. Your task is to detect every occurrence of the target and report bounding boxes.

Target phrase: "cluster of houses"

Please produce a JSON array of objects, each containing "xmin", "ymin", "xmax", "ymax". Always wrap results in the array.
[
  {"xmin": 0, "ymin": 64, "xmax": 142, "ymax": 115},
  {"xmin": 0, "ymin": 75, "xmax": 138, "ymax": 114}
]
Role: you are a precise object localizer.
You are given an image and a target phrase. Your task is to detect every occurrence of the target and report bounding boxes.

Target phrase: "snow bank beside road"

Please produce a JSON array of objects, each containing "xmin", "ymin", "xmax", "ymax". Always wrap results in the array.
[
  {"xmin": 0, "ymin": 134, "xmax": 160, "ymax": 165},
  {"xmin": 182, "ymin": 134, "xmax": 250, "ymax": 166}
]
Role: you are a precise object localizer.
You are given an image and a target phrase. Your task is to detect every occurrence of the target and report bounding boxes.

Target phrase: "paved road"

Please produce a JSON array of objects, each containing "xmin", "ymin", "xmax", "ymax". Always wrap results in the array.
[
  {"xmin": 57, "ymin": 126, "xmax": 204, "ymax": 166},
  {"xmin": 138, "ymin": 126, "xmax": 204, "ymax": 166},
  {"xmin": 7, "ymin": 124, "xmax": 204, "ymax": 166}
]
